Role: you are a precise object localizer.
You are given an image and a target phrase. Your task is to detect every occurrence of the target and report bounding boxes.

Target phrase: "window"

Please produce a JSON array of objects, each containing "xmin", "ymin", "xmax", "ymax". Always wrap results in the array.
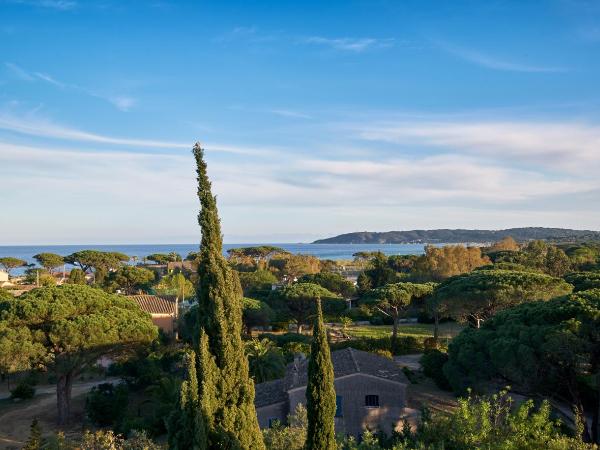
[
  {"xmin": 335, "ymin": 395, "xmax": 343, "ymax": 417},
  {"xmin": 365, "ymin": 394, "xmax": 379, "ymax": 408}
]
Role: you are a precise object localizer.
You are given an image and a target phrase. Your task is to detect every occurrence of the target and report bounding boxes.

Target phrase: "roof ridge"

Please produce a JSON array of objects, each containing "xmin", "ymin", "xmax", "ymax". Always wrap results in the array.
[{"xmin": 348, "ymin": 347, "xmax": 360, "ymax": 372}]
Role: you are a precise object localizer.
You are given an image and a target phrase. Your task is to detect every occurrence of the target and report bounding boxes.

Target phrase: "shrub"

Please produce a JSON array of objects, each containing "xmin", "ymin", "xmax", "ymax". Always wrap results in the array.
[
  {"xmin": 10, "ymin": 380, "xmax": 35, "ymax": 399},
  {"xmin": 420, "ymin": 349, "xmax": 451, "ymax": 390},
  {"xmin": 86, "ymin": 382, "xmax": 129, "ymax": 427}
]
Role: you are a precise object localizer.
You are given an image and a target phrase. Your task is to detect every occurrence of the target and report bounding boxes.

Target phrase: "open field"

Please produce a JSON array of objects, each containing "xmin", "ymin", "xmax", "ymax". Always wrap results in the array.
[{"xmin": 344, "ymin": 322, "xmax": 465, "ymax": 340}]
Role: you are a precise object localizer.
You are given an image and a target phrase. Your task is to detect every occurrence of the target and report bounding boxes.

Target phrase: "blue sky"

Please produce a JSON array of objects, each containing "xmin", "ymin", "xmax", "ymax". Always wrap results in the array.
[{"xmin": 1, "ymin": 0, "xmax": 599, "ymax": 244}]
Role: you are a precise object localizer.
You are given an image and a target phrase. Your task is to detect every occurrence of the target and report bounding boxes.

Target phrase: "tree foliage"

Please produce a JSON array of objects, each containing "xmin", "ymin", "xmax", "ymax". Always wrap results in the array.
[
  {"xmin": 146, "ymin": 252, "xmax": 182, "ymax": 264},
  {"xmin": 185, "ymin": 143, "xmax": 264, "ymax": 449},
  {"xmin": 275, "ymin": 282, "xmax": 341, "ymax": 334},
  {"xmin": 413, "ymin": 245, "xmax": 490, "ymax": 281},
  {"xmin": 364, "ymin": 282, "xmax": 435, "ymax": 344},
  {"xmin": 268, "ymin": 254, "xmax": 320, "ymax": 281},
  {"xmin": 305, "ymin": 299, "xmax": 336, "ymax": 450},
  {"xmin": 64, "ymin": 250, "xmax": 129, "ymax": 273},
  {"xmin": 33, "ymin": 252, "xmax": 64, "ymax": 273},
  {"xmin": 564, "ymin": 271, "xmax": 600, "ymax": 292},
  {"xmin": 433, "ymin": 269, "xmax": 572, "ymax": 328},
  {"xmin": 0, "ymin": 284, "xmax": 157, "ymax": 424},
  {"xmin": 444, "ymin": 289, "xmax": 600, "ymax": 443},
  {"xmin": 300, "ymin": 272, "xmax": 356, "ymax": 298},
  {"xmin": 0, "ymin": 256, "xmax": 26, "ymax": 276},
  {"xmin": 106, "ymin": 265, "xmax": 155, "ymax": 294}
]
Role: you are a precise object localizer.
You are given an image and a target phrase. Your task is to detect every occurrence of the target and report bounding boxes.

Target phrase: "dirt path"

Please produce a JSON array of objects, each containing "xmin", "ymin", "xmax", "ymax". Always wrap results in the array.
[{"xmin": 0, "ymin": 378, "xmax": 119, "ymax": 450}]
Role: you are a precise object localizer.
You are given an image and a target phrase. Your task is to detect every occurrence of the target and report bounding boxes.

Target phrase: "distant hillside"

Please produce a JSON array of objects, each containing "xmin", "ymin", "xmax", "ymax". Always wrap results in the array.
[{"xmin": 313, "ymin": 228, "xmax": 600, "ymax": 244}]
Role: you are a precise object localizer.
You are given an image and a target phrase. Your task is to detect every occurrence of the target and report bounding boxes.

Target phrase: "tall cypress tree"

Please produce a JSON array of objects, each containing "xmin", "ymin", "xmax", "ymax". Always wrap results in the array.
[
  {"xmin": 305, "ymin": 298, "xmax": 337, "ymax": 450},
  {"xmin": 167, "ymin": 351, "xmax": 206, "ymax": 450},
  {"xmin": 193, "ymin": 143, "xmax": 265, "ymax": 449}
]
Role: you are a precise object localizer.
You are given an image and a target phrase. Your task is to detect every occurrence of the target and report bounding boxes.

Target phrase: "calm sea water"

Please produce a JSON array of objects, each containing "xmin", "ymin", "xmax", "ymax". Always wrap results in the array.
[{"xmin": 0, "ymin": 243, "xmax": 427, "ymax": 275}]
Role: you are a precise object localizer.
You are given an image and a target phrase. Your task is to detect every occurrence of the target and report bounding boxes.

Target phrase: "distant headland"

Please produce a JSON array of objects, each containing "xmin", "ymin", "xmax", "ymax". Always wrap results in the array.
[{"xmin": 313, "ymin": 227, "xmax": 600, "ymax": 244}]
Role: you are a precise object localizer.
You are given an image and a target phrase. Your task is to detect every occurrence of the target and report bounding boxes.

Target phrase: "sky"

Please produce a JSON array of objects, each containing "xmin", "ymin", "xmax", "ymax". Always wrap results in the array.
[{"xmin": 0, "ymin": 0, "xmax": 599, "ymax": 245}]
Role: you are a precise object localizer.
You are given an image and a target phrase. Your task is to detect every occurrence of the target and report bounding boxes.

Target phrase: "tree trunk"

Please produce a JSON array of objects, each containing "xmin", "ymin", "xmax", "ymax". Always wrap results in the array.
[
  {"xmin": 392, "ymin": 315, "xmax": 399, "ymax": 348},
  {"xmin": 592, "ymin": 391, "xmax": 599, "ymax": 444},
  {"xmin": 57, "ymin": 371, "xmax": 74, "ymax": 426},
  {"xmin": 433, "ymin": 312, "xmax": 440, "ymax": 341},
  {"xmin": 297, "ymin": 323, "xmax": 303, "ymax": 335}
]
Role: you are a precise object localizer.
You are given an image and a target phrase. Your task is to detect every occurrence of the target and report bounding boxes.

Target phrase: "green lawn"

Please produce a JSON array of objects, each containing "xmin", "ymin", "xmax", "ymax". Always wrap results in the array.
[{"xmin": 344, "ymin": 322, "xmax": 464, "ymax": 339}]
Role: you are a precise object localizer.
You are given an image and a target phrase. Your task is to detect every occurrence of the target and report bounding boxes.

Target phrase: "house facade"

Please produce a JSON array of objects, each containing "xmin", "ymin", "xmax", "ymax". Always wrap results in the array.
[
  {"xmin": 127, "ymin": 294, "xmax": 178, "ymax": 335},
  {"xmin": 255, "ymin": 348, "xmax": 408, "ymax": 437}
]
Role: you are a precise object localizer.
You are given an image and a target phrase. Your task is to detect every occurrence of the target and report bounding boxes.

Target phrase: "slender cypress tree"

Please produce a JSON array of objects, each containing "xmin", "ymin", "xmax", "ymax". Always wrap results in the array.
[
  {"xmin": 23, "ymin": 418, "xmax": 42, "ymax": 450},
  {"xmin": 167, "ymin": 351, "xmax": 206, "ymax": 450},
  {"xmin": 192, "ymin": 143, "xmax": 265, "ymax": 449},
  {"xmin": 305, "ymin": 298, "xmax": 337, "ymax": 450}
]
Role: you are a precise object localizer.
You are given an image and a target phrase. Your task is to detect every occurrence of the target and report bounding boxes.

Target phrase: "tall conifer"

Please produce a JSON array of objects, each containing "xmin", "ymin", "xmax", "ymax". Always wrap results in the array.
[
  {"xmin": 193, "ymin": 143, "xmax": 264, "ymax": 449},
  {"xmin": 167, "ymin": 351, "xmax": 206, "ymax": 450},
  {"xmin": 305, "ymin": 298, "xmax": 336, "ymax": 450}
]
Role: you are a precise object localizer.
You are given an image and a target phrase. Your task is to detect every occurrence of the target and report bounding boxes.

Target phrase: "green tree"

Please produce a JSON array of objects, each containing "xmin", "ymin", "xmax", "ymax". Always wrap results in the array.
[
  {"xmin": 246, "ymin": 338, "xmax": 286, "ymax": 383},
  {"xmin": 444, "ymin": 289, "xmax": 600, "ymax": 443},
  {"xmin": 64, "ymin": 250, "xmax": 129, "ymax": 274},
  {"xmin": 0, "ymin": 284, "xmax": 157, "ymax": 424},
  {"xmin": 191, "ymin": 143, "xmax": 264, "ymax": 449},
  {"xmin": 106, "ymin": 265, "xmax": 155, "ymax": 294},
  {"xmin": 33, "ymin": 253, "xmax": 64, "ymax": 274},
  {"xmin": 268, "ymin": 254, "xmax": 320, "ymax": 281},
  {"xmin": 414, "ymin": 245, "xmax": 490, "ymax": 281},
  {"xmin": 238, "ymin": 270, "xmax": 278, "ymax": 298},
  {"xmin": 305, "ymin": 298, "xmax": 336, "ymax": 450},
  {"xmin": 167, "ymin": 350, "xmax": 206, "ymax": 450},
  {"xmin": 358, "ymin": 252, "xmax": 398, "ymax": 292},
  {"xmin": 564, "ymin": 271, "xmax": 600, "ymax": 292},
  {"xmin": 66, "ymin": 268, "xmax": 87, "ymax": 285},
  {"xmin": 365, "ymin": 282, "xmax": 435, "ymax": 345},
  {"xmin": 276, "ymin": 282, "xmax": 340, "ymax": 334},
  {"xmin": 434, "ymin": 269, "xmax": 572, "ymax": 328},
  {"xmin": 262, "ymin": 404, "xmax": 307, "ymax": 450},
  {"xmin": 146, "ymin": 252, "xmax": 182, "ymax": 264},
  {"xmin": 243, "ymin": 297, "xmax": 274, "ymax": 333},
  {"xmin": 523, "ymin": 240, "xmax": 572, "ymax": 276},
  {"xmin": 0, "ymin": 257, "xmax": 26, "ymax": 276},
  {"xmin": 300, "ymin": 272, "xmax": 356, "ymax": 298},
  {"xmin": 23, "ymin": 418, "xmax": 43, "ymax": 450},
  {"xmin": 156, "ymin": 272, "xmax": 195, "ymax": 300}
]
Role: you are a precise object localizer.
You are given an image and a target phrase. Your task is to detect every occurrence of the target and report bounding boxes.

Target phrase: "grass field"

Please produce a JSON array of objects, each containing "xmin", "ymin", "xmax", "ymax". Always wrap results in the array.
[{"xmin": 344, "ymin": 322, "xmax": 464, "ymax": 339}]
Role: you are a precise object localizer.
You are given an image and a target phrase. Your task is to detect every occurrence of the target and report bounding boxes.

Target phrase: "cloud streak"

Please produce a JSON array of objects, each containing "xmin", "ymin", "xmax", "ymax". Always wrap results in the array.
[
  {"xmin": 434, "ymin": 41, "xmax": 567, "ymax": 73},
  {"xmin": 4, "ymin": 62, "xmax": 136, "ymax": 111},
  {"xmin": 302, "ymin": 36, "xmax": 395, "ymax": 52}
]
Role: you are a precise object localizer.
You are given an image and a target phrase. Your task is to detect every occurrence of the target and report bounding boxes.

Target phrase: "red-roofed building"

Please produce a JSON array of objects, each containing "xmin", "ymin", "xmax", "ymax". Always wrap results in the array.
[{"xmin": 127, "ymin": 294, "xmax": 178, "ymax": 336}]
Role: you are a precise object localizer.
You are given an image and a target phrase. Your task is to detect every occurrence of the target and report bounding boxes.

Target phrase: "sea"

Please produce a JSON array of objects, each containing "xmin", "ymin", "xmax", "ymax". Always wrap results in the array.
[{"xmin": 0, "ymin": 243, "xmax": 427, "ymax": 275}]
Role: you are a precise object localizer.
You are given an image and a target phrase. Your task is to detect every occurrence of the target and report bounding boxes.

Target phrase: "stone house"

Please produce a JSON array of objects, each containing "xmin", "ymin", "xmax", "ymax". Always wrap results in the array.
[{"xmin": 255, "ymin": 348, "xmax": 408, "ymax": 437}]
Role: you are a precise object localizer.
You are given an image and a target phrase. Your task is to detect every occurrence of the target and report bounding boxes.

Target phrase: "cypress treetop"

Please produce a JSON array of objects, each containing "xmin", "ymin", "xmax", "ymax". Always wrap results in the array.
[{"xmin": 192, "ymin": 143, "xmax": 265, "ymax": 449}]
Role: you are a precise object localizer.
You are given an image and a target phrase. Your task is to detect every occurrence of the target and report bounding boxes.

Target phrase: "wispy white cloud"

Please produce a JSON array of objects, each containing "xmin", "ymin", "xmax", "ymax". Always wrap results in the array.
[
  {"xmin": 434, "ymin": 40, "xmax": 567, "ymax": 73},
  {"xmin": 4, "ymin": 62, "xmax": 137, "ymax": 111},
  {"xmin": 357, "ymin": 119, "xmax": 600, "ymax": 173},
  {"xmin": 0, "ymin": 112, "xmax": 280, "ymax": 156},
  {"xmin": 302, "ymin": 36, "xmax": 395, "ymax": 52},
  {"xmin": 5, "ymin": 62, "xmax": 35, "ymax": 81},
  {"xmin": 3, "ymin": 0, "xmax": 76, "ymax": 10},
  {"xmin": 107, "ymin": 96, "xmax": 136, "ymax": 112},
  {"xmin": 266, "ymin": 109, "xmax": 312, "ymax": 119}
]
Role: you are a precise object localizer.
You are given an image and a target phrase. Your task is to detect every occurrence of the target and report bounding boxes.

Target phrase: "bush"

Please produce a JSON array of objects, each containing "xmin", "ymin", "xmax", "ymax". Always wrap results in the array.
[
  {"xmin": 86, "ymin": 382, "xmax": 129, "ymax": 427},
  {"xmin": 331, "ymin": 335, "xmax": 424, "ymax": 356},
  {"xmin": 10, "ymin": 381, "xmax": 35, "ymax": 399},
  {"xmin": 420, "ymin": 349, "xmax": 451, "ymax": 390}
]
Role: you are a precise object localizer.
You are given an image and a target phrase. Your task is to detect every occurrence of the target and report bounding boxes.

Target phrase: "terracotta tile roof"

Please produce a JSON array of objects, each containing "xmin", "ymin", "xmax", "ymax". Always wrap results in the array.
[{"xmin": 127, "ymin": 295, "xmax": 177, "ymax": 315}]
